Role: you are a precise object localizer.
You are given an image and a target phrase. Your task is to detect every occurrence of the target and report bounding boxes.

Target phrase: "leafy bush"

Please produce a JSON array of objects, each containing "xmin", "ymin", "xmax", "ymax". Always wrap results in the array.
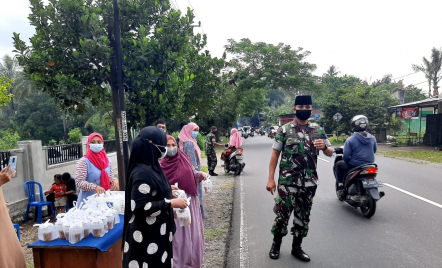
[
  {"xmin": 48, "ymin": 139, "xmax": 57, "ymax": 146},
  {"xmin": 68, "ymin": 128, "xmax": 82, "ymax": 143},
  {"xmin": 0, "ymin": 130, "xmax": 20, "ymax": 150},
  {"xmin": 170, "ymin": 131, "xmax": 180, "ymax": 144},
  {"xmin": 196, "ymin": 133, "xmax": 205, "ymax": 151},
  {"xmin": 329, "ymin": 136, "xmax": 347, "ymax": 145}
]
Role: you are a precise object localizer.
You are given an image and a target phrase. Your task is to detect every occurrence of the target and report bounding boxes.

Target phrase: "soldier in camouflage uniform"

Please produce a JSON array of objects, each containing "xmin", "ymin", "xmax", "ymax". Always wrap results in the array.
[
  {"xmin": 266, "ymin": 96, "xmax": 333, "ymax": 262},
  {"xmin": 205, "ymin": 126, "xmax": 224, "ymax": 176}
]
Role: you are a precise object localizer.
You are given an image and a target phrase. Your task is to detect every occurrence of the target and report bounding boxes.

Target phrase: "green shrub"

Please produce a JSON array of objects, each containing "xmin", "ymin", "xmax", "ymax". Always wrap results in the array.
[
  {"xmin": 68, "ymin": 128, "xmax": 82, "ymax": 143},
  {"xmin": 170, "ymin": 131, "xmax": 180, "ymax": 144},
  {"xmin": 0, "ymin": 130, "xmax": 20, "ymax": 150},
  {"xmin": 329, "ymin": 136, "xmax": 347, "ymax": 145},
  {"xmin": 48, "ymin": 139, "xmax": 57, "ymax": 146},
  {"xmin": 169, "ymin": 131, "xmax": 205, "ymax": 151}
]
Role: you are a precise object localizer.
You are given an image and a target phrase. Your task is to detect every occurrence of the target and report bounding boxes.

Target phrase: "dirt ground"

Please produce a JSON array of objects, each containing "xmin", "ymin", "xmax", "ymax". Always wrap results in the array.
[
  {"xmin": 377, "ymin": 144, "xmax": 439, "ymax": 152},
  {"xmin": 15, "ymin": 153, "xmax": 235, "ymax": 268}
]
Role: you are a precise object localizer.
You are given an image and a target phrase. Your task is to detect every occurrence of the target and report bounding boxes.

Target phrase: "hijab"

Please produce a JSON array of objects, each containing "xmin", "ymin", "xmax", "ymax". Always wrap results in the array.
[
  {"xmin": 229, "ymin": 128, "xmax": 242, "ymax": 148},
  {"xmin": 178, "ymin": 122, "xmax": 201, "ymax": 163},
  {"xmin": 160, "ymin": 136, "xmax": 197, "ymax": 194},
  {"xmin": 83, "ymin": 133, "xmax": 110, "ymax": 190},
  {"xmin": 123, "ymin": 127, "xmax": 174, "ymax": 246}
]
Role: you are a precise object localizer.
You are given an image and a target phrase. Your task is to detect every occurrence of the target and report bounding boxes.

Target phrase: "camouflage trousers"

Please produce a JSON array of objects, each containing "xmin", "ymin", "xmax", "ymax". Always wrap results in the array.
[
  {"xmin": 271, "ymin": 185, "xmax": 317, "ymax": 238},
  {"xmin": 207, "ymin": 150, "xmax": 217, "ymax": 172}
]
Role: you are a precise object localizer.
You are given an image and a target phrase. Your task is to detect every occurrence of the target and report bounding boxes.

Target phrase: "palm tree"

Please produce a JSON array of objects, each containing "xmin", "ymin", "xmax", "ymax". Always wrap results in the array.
[
  {"xmin": 412, "ymin": 48, "xmax": 442, "ymax": 98},
  {"xmin": 325, "ymin": 65, "xmax": 340, "ymax": 77}
]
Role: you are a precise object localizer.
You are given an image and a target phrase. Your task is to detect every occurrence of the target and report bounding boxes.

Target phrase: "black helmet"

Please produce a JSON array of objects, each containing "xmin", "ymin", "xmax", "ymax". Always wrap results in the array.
[{"xmin": 350, "ymin": 115, "xmax": 368, "ymax": 132}]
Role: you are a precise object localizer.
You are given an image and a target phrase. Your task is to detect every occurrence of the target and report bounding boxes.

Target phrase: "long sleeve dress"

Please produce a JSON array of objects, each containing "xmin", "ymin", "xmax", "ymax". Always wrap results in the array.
[
  {"xmin": 123, "ymin": 169, "xmax": 175, "ymax": 268},
  {"xmin": 172, "ymin": 170, "xmax": 205, "ymax": 268},
  {"xmin": 183, "ymin": 141, "xmax": 205, "ymax": 219}
]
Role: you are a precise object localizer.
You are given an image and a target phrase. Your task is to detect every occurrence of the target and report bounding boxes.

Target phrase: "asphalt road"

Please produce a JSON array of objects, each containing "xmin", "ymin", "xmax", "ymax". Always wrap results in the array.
[{"xmin": 226, "ymin": 135, "xmax": 442, "ymax": 268}]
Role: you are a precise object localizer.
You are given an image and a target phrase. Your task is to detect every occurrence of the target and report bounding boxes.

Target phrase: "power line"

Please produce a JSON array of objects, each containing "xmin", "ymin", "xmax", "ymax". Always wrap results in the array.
[
  {"xmin": 393, "ymin": 71, "xmax": 419, "ymax": 80},
  {"xmin": 187, "ymin": 0, "xmax": 205, "ymax": 35},
  {"xmin": 173, "ymin": 0, "xmax": 180, "ymax": 11}
]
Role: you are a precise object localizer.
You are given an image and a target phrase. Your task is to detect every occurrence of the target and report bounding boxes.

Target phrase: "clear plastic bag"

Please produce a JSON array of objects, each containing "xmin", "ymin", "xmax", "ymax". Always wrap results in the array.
[
  {"xmin": 91, "ymin": 218, "xmax": 105, "ymax": 238},
  {"xmin": 62, "ymin": 222, "xmax": 71, "ymax": 241},
  {"xmin": 68, "ymin": 222, "xmax": 84, "ymax": 244},
  {"xmin": 175, "ymin": 197, "xmax": 192, "ymax": 227},
  {"xmin": 104, "ymin": 212, "xmax": 115, "ymax": 231},
  {"xmin": 82, "ymin": 221, "xmax": 91, "ymax": 238},
  {"xmin": 55, "ymin": 220, "xmax": 65, "ymax": 239},
  {"xmin": 203, "ymin": 177, "xmax": 213, "ymax": 193},
  {"xmin": 34, "ymin": 220, "xmax": 58, "ymax": 242}
]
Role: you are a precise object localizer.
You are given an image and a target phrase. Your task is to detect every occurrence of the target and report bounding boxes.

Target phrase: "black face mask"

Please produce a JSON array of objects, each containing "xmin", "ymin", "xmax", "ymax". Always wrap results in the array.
[
  {"xmin": 213, "ymin": 131, "xmax": 217, "ymax": 135},
  {"xmin": 295, "ymin": 110, "xmax": 311, "ymax": 121}
]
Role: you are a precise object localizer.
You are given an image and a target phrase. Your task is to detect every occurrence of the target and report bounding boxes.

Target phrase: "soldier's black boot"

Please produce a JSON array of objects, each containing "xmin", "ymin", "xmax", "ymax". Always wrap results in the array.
[
  {"xmin": 210, "ymin": 171, "xmax": 218, "ymax": 176},
  {"xmin": 269, "ymin": 234, "xmax": 283, "ymax": 259},
  {"xmin": 291, "ymin": 236, "xmax": 310, "ymax": 262}
]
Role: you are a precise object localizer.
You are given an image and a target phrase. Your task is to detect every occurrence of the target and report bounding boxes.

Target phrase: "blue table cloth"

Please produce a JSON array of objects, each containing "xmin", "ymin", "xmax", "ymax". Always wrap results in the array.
[{"xmin": 29, "ymin": 215, "xmax": 124, "ymax": 252}]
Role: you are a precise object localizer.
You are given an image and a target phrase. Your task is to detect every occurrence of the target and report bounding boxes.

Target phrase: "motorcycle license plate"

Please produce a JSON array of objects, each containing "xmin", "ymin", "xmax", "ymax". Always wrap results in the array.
[
  {"xmin": 362, "ymin": 179, "xmax": 382, "ymax": 188},
  {"xmin": 236, "ymin": 156, "xmax": 243, "ymax": 163}
]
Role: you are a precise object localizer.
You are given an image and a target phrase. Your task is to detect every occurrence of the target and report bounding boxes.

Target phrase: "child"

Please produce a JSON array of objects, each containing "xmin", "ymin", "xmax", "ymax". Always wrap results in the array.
[{"xmin": 44, "ymin": 174, "xmax": 66, "ymax": 217}]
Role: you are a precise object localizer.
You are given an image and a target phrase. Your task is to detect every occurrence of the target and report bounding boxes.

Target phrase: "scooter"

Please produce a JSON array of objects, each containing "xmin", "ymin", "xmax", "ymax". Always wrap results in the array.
[
  {"xmin": 268, "ymin": 129, "xmax": 276, "ymax": 139},
  {"xmin": 243, "ymin": 129, "xmax": 249, "ymax": 139},
  {"xmin": 223, "ymin": 145, "xmax": 245, "ymax": 175},
  {"xmin": 259, "ymin": 129, "xmax": 265, "ymax": 136},
  {"xmin": 249, "ymin": 130, "xmax": 255, "ymax": 137},
  {"xmin": 332, "ymin": 147, "xmax": 385, "ymax": 218}
]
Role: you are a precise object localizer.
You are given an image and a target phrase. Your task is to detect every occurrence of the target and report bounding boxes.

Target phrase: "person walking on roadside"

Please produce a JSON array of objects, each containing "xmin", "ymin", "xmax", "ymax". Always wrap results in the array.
[
  {"xmin": 266, "ymin": 96, "xmax": 333, "ymax": 262},
  {"xmin": 123, "ymin": 127, "xmax": 187, "ymax": 268},
  {"xmin": 160, "ymin": 135, "xmax": 206, "ymax": 268},
  {"xmin": 0, "ymin": 164, "xmax": 26, "ymax": 268},
  {"xmin": 75, "ymin": 133, "xmax": 118, "ymax": 207},
  {"xmin": 178, "ymin": 123, "xmax": 206, "ymax": 219},
  {"xmin": 205, "ymin": 126, "xmax": 224, "ymax": 176}
]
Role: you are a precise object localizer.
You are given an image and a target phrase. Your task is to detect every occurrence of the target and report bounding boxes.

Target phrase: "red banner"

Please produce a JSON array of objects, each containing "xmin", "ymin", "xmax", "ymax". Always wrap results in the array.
[{"xmin": 396, "ymin": 107, "xmax": 418, "ymax": 119}]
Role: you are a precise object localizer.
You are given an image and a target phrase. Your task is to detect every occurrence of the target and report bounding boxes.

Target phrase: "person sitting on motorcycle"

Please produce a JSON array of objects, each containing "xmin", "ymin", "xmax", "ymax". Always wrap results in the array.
[
  {"xmin": 335, "ymin": 115, "xmax": 377, "ymax": 197},
  {"xmin": 221, "ymin": 128, "xmax": 243, "ymax": 166}
]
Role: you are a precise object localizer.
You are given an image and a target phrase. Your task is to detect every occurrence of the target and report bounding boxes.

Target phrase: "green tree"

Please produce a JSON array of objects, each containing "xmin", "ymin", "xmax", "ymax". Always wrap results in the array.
[
  {"xmin": 0, "ymin": 76, "xmax": 13, "ymax": 107},
  {"xmin": 0, "ymin": 130, "xmax": 21, "ymax": 150},
  {"xmin": 325, "ymin": 65, "xmax": 340, "ymax": 77},
  {"xmin": 11, "ymin": 93, "xmax": 64, "ymax": 145},
  {"xmin": 225, "ymin": 38, "xmax": 318, "ymax": 93},
  {"xmin": 13, "ymin": 0, "xmax": 206, "ymax": 128}
]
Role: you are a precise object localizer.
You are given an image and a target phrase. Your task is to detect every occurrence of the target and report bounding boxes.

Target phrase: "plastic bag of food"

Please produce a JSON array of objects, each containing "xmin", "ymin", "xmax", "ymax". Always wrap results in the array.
[
  {"xmin": 203, "ymin": 177, "xmax": 213, "ymax": 193},
  {"xmin": 82, "ymin": 220, "xmax": 91, "ymax": 238},
  {"xmin": 101, "ymin": 216, "xmax": 109, "ymax": 233},
  {"xmin": 62, "ymin": 221, "xmax": 71, "ymax": 241},
  {"xmin": 90, "ymin": 218, "xmax": 105, "ymax": 238},
  {"xmin": 104, "ymin": 211, "xmax": 115, "ymax": 231},
  {"xmin": 34, "ymin": 220, "xmax": 58, "ymax": 242},
  {"xmin": 175, "ymin": 197, "xmax": 192, "ymax": 227},
  {"xmin": 68, "ymin": 222, "xmax": 84, "ymax": 244}
]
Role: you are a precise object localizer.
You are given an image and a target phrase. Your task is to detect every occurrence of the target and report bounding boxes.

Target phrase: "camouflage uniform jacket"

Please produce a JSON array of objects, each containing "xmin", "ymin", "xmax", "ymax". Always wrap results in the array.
[
  {"xmin": 205, "ymin": 133, "xmax": 216, "ymax": 154},
  {"xmin": 273, "ymin": 120, "xmax": 330, "ymax": 187}
]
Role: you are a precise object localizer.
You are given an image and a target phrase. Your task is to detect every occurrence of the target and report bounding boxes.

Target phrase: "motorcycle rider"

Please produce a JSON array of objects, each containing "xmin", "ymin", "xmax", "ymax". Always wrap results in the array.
[{"xmin": 335, "ymin": 115, "xmax": 377, "ymax": 198}]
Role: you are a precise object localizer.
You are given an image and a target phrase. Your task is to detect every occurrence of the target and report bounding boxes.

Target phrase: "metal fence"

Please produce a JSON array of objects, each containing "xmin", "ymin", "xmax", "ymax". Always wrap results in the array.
[
  {"xmin": 104, "ymin": 140, "xmax": 117, "ymax": 153},
  {"xmin": 47, "ymin": 143, "xmax": 82, "ymax": 165},
  {"xmin": 0, "ymin": 151, "xmax": 11, "ymax": 169}
]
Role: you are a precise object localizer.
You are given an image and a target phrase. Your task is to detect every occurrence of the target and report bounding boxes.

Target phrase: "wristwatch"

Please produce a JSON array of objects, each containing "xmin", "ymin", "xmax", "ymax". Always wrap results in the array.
[{"xmin": 323, "ymin": 143, "xmax": 329, "ymax": 151}]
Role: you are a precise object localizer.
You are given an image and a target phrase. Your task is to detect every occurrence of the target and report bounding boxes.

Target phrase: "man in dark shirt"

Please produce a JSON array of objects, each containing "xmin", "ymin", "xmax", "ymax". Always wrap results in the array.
[{"xmin": 61, "ymin": 172, "xmax": 78, "ymax": 209}]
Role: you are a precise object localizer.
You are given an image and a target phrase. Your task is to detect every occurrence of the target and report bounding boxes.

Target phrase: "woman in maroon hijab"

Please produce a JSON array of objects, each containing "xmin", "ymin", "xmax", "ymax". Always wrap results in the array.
[{"xmin": 160, "ymin": 136, "xmax": 206, "ymax": 268}]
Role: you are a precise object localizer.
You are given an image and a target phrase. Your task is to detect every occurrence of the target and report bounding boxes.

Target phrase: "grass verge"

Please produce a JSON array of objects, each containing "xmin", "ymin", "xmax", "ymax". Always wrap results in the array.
[{"xmin": 381, "ymin": 151, "xmax": 442, "ymax": 163}]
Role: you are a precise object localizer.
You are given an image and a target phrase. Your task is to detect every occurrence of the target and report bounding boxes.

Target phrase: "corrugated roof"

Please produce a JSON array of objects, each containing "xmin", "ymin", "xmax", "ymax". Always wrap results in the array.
[{"xmin": 388, "ymin": 98, "xmax": 441, "ymax": 109}]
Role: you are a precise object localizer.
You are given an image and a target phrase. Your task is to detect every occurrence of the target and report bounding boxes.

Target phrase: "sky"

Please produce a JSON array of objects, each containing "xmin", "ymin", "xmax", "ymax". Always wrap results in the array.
[{"xmin": 2, "ymin": 0, "xmax": 442, "ymax": 92}]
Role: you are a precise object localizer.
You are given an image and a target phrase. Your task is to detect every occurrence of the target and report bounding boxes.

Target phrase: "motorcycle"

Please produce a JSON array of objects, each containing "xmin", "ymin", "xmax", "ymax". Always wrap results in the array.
[
  {"xmin": 249, "ymin": 130, "xmax": 255, "ymax": 137},
  {"xmin": 243, "ymin": 129, "xmax": 249, "ymax": 139},
  {"xmin": 223, "ymin": 145, "xmax": 245, "ymax": 175},
  {"xmin": 332, "ymin": 147, "xmax": 385, "ymax": 218},
  {"xmin": 259, "ymin": 129, "xmax": 266, "ymax": 136},
  {"xmin": 268, "ymin": 129, "xmax": 276, "ymax": 139}
]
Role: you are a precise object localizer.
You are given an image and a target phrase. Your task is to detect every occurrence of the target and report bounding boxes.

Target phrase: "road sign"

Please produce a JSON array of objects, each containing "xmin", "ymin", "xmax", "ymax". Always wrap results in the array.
[
  {"xmin": 313, "ymin": 114, "xmax": 321, "ymax": 120},
  {"xmin": 333, "ymin": 113, "xmax": 343, "ymax": 122}
]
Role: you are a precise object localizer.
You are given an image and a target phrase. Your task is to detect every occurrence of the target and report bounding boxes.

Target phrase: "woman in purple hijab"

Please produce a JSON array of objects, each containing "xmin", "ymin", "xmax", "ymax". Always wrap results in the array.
[{"xmin": 160, "ymin": 136, "xmax": 206, "ymax": 268}]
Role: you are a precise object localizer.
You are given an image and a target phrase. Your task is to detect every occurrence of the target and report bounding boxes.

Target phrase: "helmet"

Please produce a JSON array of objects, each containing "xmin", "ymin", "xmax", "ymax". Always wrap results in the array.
[{"xmin": 350, "ymin": 115, "xmax": 368, "ymax": 132}]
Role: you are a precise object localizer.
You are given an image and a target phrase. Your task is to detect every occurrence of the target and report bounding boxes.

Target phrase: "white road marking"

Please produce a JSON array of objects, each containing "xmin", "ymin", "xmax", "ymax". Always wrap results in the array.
[
  {"xmin": 240, "ymin": 176, "xmax": 249, "ymax": 268},
  {"xmin": 318, "ymin": 157, "xmax": 330, "ymax": 163},
  {"xmin": 383, "ymin": 183, "xmax": 442, "ymax": 209}
]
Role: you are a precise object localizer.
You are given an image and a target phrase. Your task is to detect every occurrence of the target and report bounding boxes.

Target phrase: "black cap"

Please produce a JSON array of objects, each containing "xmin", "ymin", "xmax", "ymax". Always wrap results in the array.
[{"xmin": 294, "ymin": 95, "xmax": 312, "ymax": 106}]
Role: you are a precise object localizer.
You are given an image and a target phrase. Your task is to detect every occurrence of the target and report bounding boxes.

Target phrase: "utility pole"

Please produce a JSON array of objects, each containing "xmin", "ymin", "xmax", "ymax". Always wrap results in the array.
[{"xmin": 110, "ymin": 0, "xmax": 129, "ymax": 190}]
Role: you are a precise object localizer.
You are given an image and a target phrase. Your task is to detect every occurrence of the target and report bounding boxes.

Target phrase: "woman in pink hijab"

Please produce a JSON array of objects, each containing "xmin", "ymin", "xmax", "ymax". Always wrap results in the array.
[
  {"xmin": 178, "ymin": 123, "xmax": 207, "ymax": 218},
  {"xmin": 221, "ymin": 128, "xmax": 243, "ymax": 165}
]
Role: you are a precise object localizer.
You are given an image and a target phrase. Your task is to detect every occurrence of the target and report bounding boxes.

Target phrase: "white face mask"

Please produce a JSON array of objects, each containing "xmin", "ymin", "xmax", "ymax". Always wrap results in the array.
[
  {"xmin": 166, "ymin": 147, "xmax": 178, "ymax": 157},
  {"xmin": 90, "ymin": 144, "xmax": 103, "ymax": 153}
]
